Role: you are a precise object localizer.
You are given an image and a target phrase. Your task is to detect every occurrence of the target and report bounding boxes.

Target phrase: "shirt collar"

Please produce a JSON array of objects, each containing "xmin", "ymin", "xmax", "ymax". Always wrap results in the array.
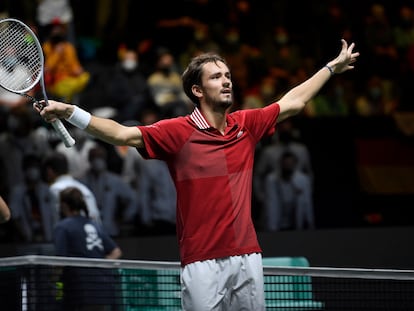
[{"xmin": 190, "ymin": 107, "xmax": 211, "ymax": 129}]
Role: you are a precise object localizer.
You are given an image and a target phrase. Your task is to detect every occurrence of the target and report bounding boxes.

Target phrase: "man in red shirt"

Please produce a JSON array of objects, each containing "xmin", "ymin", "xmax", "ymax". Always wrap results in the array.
[{"xmin": 35, "ymin": 39, "xmax": 359, "ymax": 310}]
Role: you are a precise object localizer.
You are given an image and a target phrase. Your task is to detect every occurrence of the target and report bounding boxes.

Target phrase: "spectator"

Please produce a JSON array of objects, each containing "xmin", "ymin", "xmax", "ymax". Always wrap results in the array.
[
  {"xmin": 0, "ymin": 108, "xmax": 50, "ymax": 198},
  {"xmin": 42, "ymin": 21, "xmax": 90, "ymax": 102},
  {"xmin": 147, "ymin": 48, "xmax": 190, "ymax": 118},
  {"xmin": 264, "ymin": 150, "xmax": 314, "ymax": 231},
  {"xmin": 254, "ymin": 119, "xmax": 313, "ymax": 206},
  {"xmin": 305, "ymin": 77, "xmax": 352, "ymax": 117},
  {"xmin": 363, "ymin": 3, "xmax": 399, "ymax": 80},
  {"xmin": 354, "ymin": 74, "xmax": 399, "ymax": 116},
  {"xmin": 55, "ymin": 127, "xmax": 98, "ymax": 179},
  {"xmin": 9, "ymin": 154, "xmax": 57, "ymax": 242},
  {"xmin": 43, "ymin": 151, "xmax": 101, "ymax": 224},
  {"xmin": 118, "ymin": 110, "xmax": 176, "ymax": 235},
  {"xmin": 36, "ymin": 0, "xmax": 76, "ymax": 44},
  {"xmin": 80, "ymin": 145, "xmax": 139, "ymax": 237},
  {"xmin": 0, "ymin": 46, "xmax": 35, "ymax": 112},
  {"xmin": 54, "ymin": 186, "xmax": 121, "ymax": 311},
  {"xmin": 138, "ymin": 156, "xmax": 177, "ymax": 235},
  {"xmin": 107, "ymin": 47, "xmax": 155, "ymax": 122}
]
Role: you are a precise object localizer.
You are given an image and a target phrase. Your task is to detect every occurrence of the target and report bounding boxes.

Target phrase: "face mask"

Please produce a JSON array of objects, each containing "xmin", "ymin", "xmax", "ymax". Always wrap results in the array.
[
  {"xmin": 2, "ymin": 56, "xmax": 18, "ymax": 71},
  {"xmin": 91, "ymin": 158, "xmax": 106, "ymax": 172},
  {"xmin": 26, "ymin": 167, "xmax": 41, "ymax": 182},
  {"xmin": 122, "ymin": 59, "xmax": 138, "ymax": 72}
]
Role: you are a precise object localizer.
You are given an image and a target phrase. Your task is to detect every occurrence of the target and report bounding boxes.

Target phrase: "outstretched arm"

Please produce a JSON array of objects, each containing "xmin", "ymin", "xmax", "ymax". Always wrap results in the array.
[
  {"xmin": 277, "ymin": 39, "xmax": 359, "ymax": 121},
  {"xmin": 0, "ymin": 195, "xmax": 11, "ymax": 224},
  {"xmin": 34, "ymin": 101, "xmax": 145, "ymax": 148}
]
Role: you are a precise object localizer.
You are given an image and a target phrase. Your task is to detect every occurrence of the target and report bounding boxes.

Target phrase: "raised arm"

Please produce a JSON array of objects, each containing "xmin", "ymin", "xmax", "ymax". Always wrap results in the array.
[
  {"xmin": 34, "ymin": 101, "xmax": 144, "ymax": 148},
  {"xmin": 277, "ymin": 39, "xmax": 359, "ymax": 121}
]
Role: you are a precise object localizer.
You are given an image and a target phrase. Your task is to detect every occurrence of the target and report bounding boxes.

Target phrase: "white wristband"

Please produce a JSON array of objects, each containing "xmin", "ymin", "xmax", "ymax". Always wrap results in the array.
[{"xmin": 66, "ymin": 106, "xmax": 91, "ymax": 130}]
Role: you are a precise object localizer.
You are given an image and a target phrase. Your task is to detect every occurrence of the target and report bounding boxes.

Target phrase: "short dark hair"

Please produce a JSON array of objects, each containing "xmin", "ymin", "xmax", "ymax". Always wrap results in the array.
[
  {"xmin": 182, "ymin": 52, "xmax": 228, "ymax": 107},
  {"xmin": 60, "ymin": 187, "xmax": 89, "ymax": 217},
  {"xmin": 43, "ymin": 152, "xmax": 68, "ymax": 176}
]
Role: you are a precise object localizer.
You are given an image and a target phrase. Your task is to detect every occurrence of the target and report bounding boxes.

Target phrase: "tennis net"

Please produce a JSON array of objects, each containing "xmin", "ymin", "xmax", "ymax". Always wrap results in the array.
[{"xmin": 0, "ymin": 255, "xmax": 414, "ymax": 310}]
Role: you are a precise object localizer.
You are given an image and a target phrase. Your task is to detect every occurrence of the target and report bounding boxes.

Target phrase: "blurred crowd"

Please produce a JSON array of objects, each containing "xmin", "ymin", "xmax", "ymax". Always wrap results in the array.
[{"xmin": 0, "ymin": 0, "xmax": 413, "ymax": 243}]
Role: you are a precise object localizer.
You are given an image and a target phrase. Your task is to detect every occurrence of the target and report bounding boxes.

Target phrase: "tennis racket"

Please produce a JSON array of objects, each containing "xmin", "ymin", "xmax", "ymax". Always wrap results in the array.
[{"xmin": 0, "ymin": 18, "xmax": 75, "ymax": 147}]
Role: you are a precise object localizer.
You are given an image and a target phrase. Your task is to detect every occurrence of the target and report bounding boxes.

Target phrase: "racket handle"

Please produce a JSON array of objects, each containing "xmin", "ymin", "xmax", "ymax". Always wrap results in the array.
[{"xmin": 51, "ymin": 119, "xmax": 76, "ymax": 147}]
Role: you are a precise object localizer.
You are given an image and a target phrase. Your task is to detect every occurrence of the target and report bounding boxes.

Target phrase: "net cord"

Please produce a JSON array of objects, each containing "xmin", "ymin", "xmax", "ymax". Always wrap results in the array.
[{"xmin": 1, "ymin": 255, "xmax": 414, "ymax": 281}]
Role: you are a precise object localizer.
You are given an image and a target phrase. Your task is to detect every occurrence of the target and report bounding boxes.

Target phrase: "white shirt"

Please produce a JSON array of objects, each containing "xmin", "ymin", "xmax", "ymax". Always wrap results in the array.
[{"xmin": 50, "ymin": 174, "xmax": 101, "ymax": 223}]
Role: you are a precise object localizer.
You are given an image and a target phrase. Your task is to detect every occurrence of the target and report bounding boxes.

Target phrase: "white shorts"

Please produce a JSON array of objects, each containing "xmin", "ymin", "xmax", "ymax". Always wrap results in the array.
[{"xmin": 181, "ymin": 253, "xmax": 265, "ymax": 311}]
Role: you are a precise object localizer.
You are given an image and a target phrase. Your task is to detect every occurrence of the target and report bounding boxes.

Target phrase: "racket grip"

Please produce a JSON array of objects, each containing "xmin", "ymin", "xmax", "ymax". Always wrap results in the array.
[{"xmin": 51, "ymin": 119, "xmax": 76, "ymax": 147}]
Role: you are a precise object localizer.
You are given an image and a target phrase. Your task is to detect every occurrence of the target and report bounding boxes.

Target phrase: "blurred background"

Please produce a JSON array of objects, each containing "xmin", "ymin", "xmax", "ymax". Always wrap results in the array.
[{"xmin": 0, "ymin": 0, "xmax": 413, "ymax": 267}]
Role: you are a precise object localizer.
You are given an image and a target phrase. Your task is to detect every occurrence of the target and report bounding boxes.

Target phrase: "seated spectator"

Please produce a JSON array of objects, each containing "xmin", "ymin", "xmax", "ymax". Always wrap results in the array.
[
  {"xmin": 42, "ymin": 21, "xmax": 90, "ymax": 102},
  {"xmin": 147, "ymin": 48, "xmax": 190, "ymax": 119}
]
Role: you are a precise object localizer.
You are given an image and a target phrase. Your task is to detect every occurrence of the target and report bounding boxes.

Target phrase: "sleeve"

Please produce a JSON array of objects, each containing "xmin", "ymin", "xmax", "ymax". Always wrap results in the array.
[
  {"xmin": 100, "ymin": 230, "xmax": 118, "ymax": 255},
  {"xmin": 81, "ymin": 186, "xmax": 101, "ymax": 223},
  {"xmin": 137, "ymin": 117, "xmax": 188, "ymax": 160},
  {"xmin": 238, "ymin": 103, "xmax": 280, "ymax": 141}
]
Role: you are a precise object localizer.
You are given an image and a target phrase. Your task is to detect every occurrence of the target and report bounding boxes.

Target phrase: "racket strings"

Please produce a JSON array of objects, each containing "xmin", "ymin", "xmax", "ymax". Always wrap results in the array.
[{"xmin": 0, "ymin": 20, "xmax": 42, "ymax": 92}]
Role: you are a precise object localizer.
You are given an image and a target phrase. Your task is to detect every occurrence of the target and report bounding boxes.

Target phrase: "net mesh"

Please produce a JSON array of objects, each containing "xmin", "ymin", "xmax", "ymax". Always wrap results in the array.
[
  {"xmin": 1, "ymin": 255, "xmax": 414, "ymax": 310},
  {"xmin": 0, "ymin": 19, "xmax": 42, "ymax": 92}
]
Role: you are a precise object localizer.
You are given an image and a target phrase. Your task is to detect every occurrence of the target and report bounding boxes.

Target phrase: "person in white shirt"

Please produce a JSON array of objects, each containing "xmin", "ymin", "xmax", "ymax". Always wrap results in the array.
[{"xmin": 43, "ymin": 151, "xmax": 101, "ymax": 224}]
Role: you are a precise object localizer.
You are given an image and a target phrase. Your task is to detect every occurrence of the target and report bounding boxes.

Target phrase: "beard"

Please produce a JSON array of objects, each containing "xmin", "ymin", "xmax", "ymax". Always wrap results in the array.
[{"xmin": 204, "ymin": 91, "xmax": 233, "ymax": 111}]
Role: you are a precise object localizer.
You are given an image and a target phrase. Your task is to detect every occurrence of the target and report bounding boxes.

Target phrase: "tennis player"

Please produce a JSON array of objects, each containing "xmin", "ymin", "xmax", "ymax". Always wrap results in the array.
[
  {"xmin": 35, "ymin": 38, "xmax": 359, "ymax": 310},
  {"xmin": 0, "ymin": 195, "xmax": 11, "ymax": 224}
]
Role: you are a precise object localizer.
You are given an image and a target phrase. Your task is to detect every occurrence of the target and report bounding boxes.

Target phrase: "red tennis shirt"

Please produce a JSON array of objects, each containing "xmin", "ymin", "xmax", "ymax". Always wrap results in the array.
[{"xmin": 137, "ymin": 103, "xmax": 280, "ymax": 266}]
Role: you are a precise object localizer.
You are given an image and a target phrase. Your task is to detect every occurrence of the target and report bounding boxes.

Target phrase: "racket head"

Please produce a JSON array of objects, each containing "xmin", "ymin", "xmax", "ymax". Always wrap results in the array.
[{"xmin": 0, "ymin": 18, "xmax": 43, "ymax": 94}]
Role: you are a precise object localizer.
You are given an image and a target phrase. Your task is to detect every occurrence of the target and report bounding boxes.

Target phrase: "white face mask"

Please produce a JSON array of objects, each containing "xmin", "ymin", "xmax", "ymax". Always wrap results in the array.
[{"xmin": 122, "ymin": 59, "xmax": 138, "ymax": 72}]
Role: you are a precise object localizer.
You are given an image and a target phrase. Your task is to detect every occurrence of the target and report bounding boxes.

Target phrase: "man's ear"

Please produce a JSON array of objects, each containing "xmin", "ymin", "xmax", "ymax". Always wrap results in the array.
[{"xmin": 192, "ymin": 85, "xmax": 202, "ymax": 98}]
